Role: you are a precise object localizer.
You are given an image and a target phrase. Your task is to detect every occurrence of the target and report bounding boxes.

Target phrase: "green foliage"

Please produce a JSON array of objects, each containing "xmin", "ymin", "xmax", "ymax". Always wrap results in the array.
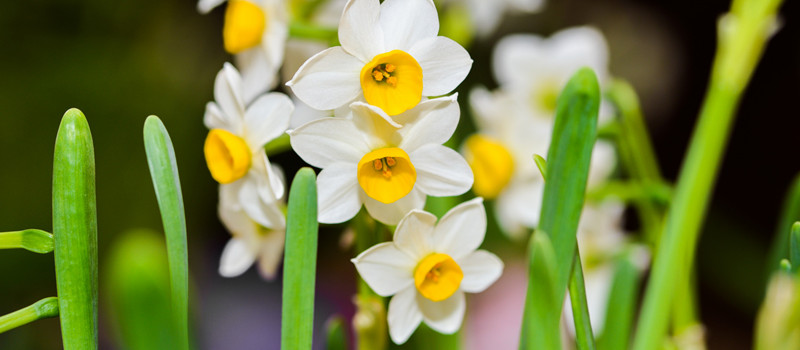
[
  {"xmin": 0, "ymin": 297, "xmax": 59, "ymax": 334},
  {"xmin": 598, "ymin": 249, "xmax": 643, "ymax": 350},
  {"xmin": 325, "ymin": 316, "xmax": 349, "ymax": 350},
  {"xmin": 143, "ymin": 115, "xmax": 190, "ymax": 350},
  {"xmin": 520, "ymin": 232, "xmax": 560, "ymax": 350},
  {"xmin": 53, "ymin": 108, "xmax": 98, "ymax": 350},
  {"xmin": 281, "ymin": 168, "xmax": 319, "ymax": 350},
  {"xmin": 0, "ymin": 229, "xmax": 54, "ymax": 254},
  {"xmin": 569, "ymin": 253, "xmax": 597, "ymax": 350}
]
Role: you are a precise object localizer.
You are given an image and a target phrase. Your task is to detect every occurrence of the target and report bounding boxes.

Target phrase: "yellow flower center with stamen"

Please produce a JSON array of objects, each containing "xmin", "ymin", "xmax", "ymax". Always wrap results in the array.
[
  {"xmin": 533, "ymin": 79, "xmax": 561, "ymax": 114},
  {"xmin": 464, "ymin": 134, "xmax": 515, "ymax": 199},
  {"xmin": 223, "ymin": 0, "xmax": 267, "ymax": 54},
  {"xmin": 204, "ymin": 129, "xmax": 252, "ymax": 184},
  {"xmin": 360, "ymin": 50, "xmax": 423, "ymax": 116},
  {"xmin": 357, "ymin": 148, "xmax": 416, "ymax": 204},
  {"xmin": 414, "ymin": 253, "xmax": 463, "ymax": 302}
]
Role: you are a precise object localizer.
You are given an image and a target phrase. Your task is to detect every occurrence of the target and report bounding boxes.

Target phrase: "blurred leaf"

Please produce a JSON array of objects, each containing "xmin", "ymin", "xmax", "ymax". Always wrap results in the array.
[
  {"xmin": 143, "ymin": 115, "xmax": 190, "ymax": 350},
  {"xmin": 598, "ymin": 249, "xmax": 643, "ymax": 350},
  {"xmin": 520, "ymin": 232, "xmax": 560, "ymax": 350},
  {"xmin": 105, "ymin": 230, "xmax": 178, "ymax": 350},
  {"xmin": 325, "ymin": 315, "xmax": 348, "ymax": 350},
  {"xmin": 52, "ymin": 108, "xmax": 98, "ymax": 350},
  {"xmin": 0, "ymin": 229, "xmax": 54, "ymax": 254},
  {"xmin": 281, "ymin": 168, "xmax": 318, "ymax": 350},
  {"xmin": 791, "ymin": 223, "xmax": 800, "ymax": 274},
  {"xmin": 569, "ymin": 253, "xmax": 597, "ymax": 350},
  {"xmin": 0, "ymin": 297, "xmax": 59, "ymax": 334},
  {"xmin": 766, "ymin": 175, "xmax": 800, "ymax": 280}
]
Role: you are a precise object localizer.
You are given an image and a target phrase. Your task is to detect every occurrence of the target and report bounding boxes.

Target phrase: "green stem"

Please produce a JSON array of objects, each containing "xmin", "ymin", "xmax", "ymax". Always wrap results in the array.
[
  {"xmin": 569, "ymin": 252, "xmax": 597, "ymax": 350},
  {"xmin": 0, "ymin": 229, "xmax": 54, "ymax": 254},
  {"xmin": 0, "ymin": 297, "xmax": 59, "ymax": 334},
  {"xmin": 352, "ymin": 210, "xmax": 388, "ymax": 350},
  {"xmin": 53, "ymin": 108, "xmax": 98, "ymax": 350},
  {"xmin": 765, "ymin": 174, "xmax": 800, "ymax": 279},
  {"xmin": 632, "ymin": 0, "xmax": 782, "ymax": 347},
  {"xmin": 289, "ymin": 21, "xmax": 339, "ymax": 46}
]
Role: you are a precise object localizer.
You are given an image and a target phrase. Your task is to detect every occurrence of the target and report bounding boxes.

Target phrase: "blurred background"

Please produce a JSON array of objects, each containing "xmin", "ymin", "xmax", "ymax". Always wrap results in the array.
[{"xmin": 0, "ymin": 0, "xmax": 797, "ymax": 349}]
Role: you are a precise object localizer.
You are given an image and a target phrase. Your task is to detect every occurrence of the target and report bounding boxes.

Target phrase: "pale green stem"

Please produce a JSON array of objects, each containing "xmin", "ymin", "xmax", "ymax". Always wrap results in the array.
[
  {"xmin": 0, "ymin": 229, "xmax": 54, "ymax": 254},
  {"xmin": 569, "ymin": 251, "xmax": 597, "ymax": 350},
  {"xmin": 0, "ymin": 297, "xmax": 59, "ymax": 334}
]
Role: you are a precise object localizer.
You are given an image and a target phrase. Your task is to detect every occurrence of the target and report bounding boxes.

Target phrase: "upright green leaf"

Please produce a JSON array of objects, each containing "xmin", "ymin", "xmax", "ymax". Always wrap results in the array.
[
  {"xmin": 106, "ymin": 230, "xmax": 178, "ymax": 350},
  {"xmin": 143, "ymin": 115, "xmax": 190, "ymax": 350},
  {"xmin": 767, "ymin": 177, "xmax": 800, "ymax": 278},
  {"xmin": 0, "ymin": 229, "xmax": 54, "ymax": 254},
  {"xmin": 325, "ymin": 316, "xmax": 349, "ymax": 350},
  {"xmin": 281, "ymin": 168, "xmax": 319, "ymax": 350},
  {"xmin": 569, "ymin": 251, "xmax": 597, "ymax": 350},
  {"xmin": 520, "ymin": 68, "xmax": 600, "ymax": 349},
  {"xmin": 0, "ymin": 297, "xmax": 59, "ymax": 334},
  {"xmin": 53, "ymin": 108, "xmax": 98, "ymax": 349},
  {"xmin": 520, "ymin": 232, "xmax": 560, "ymax": 350},
  {"xmin": 598, "ymin": 249, "xmax": 643, "ymax": 350},
  {"xmin": 791, "ymin": 223, "xmax": 800, "ymax": 274}
]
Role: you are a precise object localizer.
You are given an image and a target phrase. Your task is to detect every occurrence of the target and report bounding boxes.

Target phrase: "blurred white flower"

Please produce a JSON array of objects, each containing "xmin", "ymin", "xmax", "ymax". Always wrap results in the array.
[
  {"xmin": 442, "ymin": 0, "xmax": 545, "ymax": 37},
  {"xmin": 203, "ymin": 63, "xmax": 293, "ymax": 227},
  {"xmin": 352, "ymin": 198, "xmax": 503, "ymax": 344},
  {"xmin": 198, "ymin": 0, "xmax": 288, "ymax": 104},
  {"xmin": 287, "ymin": 0, "xmax": 472, "ymax": 116},
  {"xmin": 288, "ymin": 95, "xmax": 472, "ymax": 225}
]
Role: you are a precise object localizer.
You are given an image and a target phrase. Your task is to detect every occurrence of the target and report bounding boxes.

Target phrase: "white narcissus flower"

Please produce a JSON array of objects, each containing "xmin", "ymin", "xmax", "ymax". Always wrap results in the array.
[
  {"xmin": 287, "ymin": 0, "xmax": 472, "ymax": 116},
  {"xmin": 198, "ymin": 0, "xmax": 288, "ymax": 104},
  {"xmin": 441, "ymin": 0, "xmax": 545, "ymax": 37},
  {"xmin": 203, "ymin": 62, "xmax": 293, "ymax": 228},
  {"xmin": 217, "ymin": 182, "xmax": 286, "ymax": 279},
  {"xmin": 352, "ymin": 198, "xmax": 503, "ymax": 344},
  {"xmin": 288, "ymin": 95, "xmax": 473, "ymax": 225}
]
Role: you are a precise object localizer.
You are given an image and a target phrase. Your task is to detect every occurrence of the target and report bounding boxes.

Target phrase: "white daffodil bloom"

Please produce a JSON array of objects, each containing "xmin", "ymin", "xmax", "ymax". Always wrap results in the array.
[
  {"xmin": 464, "ymin": 86, "xmax": 617, "ymax": 238},
  {"xmin": 217, "ymin": 182, "xmax": 286, "ymax": 279},
  {"xmin": 352, "ymin": 198, "xmax": 503, "ymax": 344},
  {"xmin": 198, "ymin": 0, "xmax": 288, "ymax": 104},
  {"xmin": 289, "ymin": 95, "xmax": 473, "ymax": 225},
  {"xmin": 491, "ymin": 26, "xmax": 614, "ymax": 124},
  {"xmin": 287, "ymin": 0, "xmax": 472, "ymax": 117},
  {"xmin": 203, "ymin": 63, "xmax": 293, "ymax": 226}
]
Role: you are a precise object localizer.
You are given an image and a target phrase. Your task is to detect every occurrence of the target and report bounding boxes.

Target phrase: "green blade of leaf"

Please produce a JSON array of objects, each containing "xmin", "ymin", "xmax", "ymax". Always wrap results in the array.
[
  {"xmin": 281, "ymin": 168, "xmax": 319, "ymax": 350},
  {"xmin": 533, "ymin": 154, "xmax": 547, "ymax": 181},
  {"xmin": 767, "ymin": 177, "xmax": 800, "ymax": 278},
  {"xmin": 143, "ymin": 115, "xmax": 190, "ymax": 350},
  {"xmin": 569, "ymin": 251, "xmax": 597, "ymax": 350},
  {"xmin": 106, "ymin": 229, "xmax": 179, "ymax": 350},
  {"xmin": 520, "ymin": 232, "xmax": 560, "ymax": 350},
  {"xmin": 53, "ymin": 108, "xmax": 98, "ymax": 350},
  {"xmin": 790, "ymin": 223, "xmax": 800, "ymax": 274},
  {"xmin": 598, "ymin": 249, "xmax": 643, "ymax": 350},
  {"xmin": 0, "ymin": 297, "xmax": 59, "ymax": 334},
  {"xmin": 0, "ymin": 229, "xmax": 54, "ymax": 254},
  {"xmin": 325, "ymin": 316, "xmax": 348, "ymax": 350}
]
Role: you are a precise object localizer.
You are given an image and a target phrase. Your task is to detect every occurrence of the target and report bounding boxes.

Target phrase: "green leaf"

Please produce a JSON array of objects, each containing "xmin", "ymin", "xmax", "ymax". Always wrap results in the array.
[
  {"xmin": 791, "ymin": 222, "xmax": 800, "ymax": 274},
  {"xmin": 0, "ymin": 229, "xmax": 54, "ymax": 254},
  {"xmin": 281, "ymin": 168, "xmax": 319, "ymax": 350},
  {"xmin": 143, "ymin": 115, "xmax": 190, "ymax": 350},
  {"xmin": 569, "ymin": 252, "xmax": 597, "ymax": 350},
  {"xmin": 520, "ymin": 232, "xmax": 560, "ymax": 350},
  {"xmin": 533, "ymin": 154, "xmax": 547, "ymax": 181},
  {"xmin": 106, "ymin": 230, "xmax": 179, "ymax": 350},
  {"xmin": 53, "ymin": 108, "xmax": 98, "ymax": 350},
  {"xmin": 767, "ymin": 177, "xmax": 800, "ymax": 279},
  {"xmin": 325, "ymin": 316, "xmax": 349, "ymax": 350},
  {"xmin": 598, "ymin": 249, "xmax": 643, "ymax": 350},
  {"xmin": 0, "ymin": 297, "xmax": 59, "ymax": 334},
  {"xmin": 520, "ymin": 68, "xmax": 600, "ymax": 349}
]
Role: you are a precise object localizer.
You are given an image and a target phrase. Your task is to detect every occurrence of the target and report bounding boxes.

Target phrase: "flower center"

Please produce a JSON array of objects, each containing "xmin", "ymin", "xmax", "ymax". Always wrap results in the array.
[
  {"xmin": 357, "ymin": 147, "xmax": 416, "ymax": 204},
  {"xmin": 204, "ymin": 129, "xmax": 252, "ymax": 184},
  {"xmin": 464, "ymin": 134, "xmax": 515, "ymax": 199},
  {"xmin": 360, "ymin": 50, "xmax": 423, "ymax": 116},
  {"xmin": 223, "ymin": 0, "xmax": 267, "ymax": 54},
  {"xmin": 414, "ymin": 253, "xmax": 463, "ymax": 302},
  {"xmin": 533, "ymin": 79, "xmax": 560, "ymax": 114}
]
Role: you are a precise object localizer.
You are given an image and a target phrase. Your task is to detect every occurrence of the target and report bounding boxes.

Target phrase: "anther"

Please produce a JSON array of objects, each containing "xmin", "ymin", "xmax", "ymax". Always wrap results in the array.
[
  {"xmin": 384, "ymin": 64, "xmax": 396, "ymax": 73},
  {"xmin": 386, "ymin": 76, "xmax": 398, "ymax": 86},
  {"xmin": 373, "ymin": 159, "xmax": 383, "ymax": 170},
  {"xmin": 385, "ymin": 157, "xmax": 396, "ymax": 167},
  {"xmin": 372, "ymin": 70, "xmax": 384, "ymax": 81}
]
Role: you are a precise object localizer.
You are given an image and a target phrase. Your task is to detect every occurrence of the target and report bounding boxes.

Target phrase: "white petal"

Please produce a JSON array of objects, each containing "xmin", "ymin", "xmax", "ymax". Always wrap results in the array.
[
  {"xmin": 409, "ymin": 37, "xmax": 472, "ymax": 96},
  {"xmin": 417, "ymin": 289, "xmax": 465, "ymax": 334},
  {"xmin": 465, "ymin": 0, "xmax": 504, "ymax": 36},
  {"xmin": 256, "ymin": 229, "xmax": 286, "ymax": 280},
  {"xmin": 362, "ymin": 188, "xmax": 426, "ymax": 225},
  {"xmin": 492, "ymin": 34, "xmax": 546, "ymax": 88},
  {"xmin": 317, "ymin": 163, "xmax": 362, "ymax": 224},
  {"xmin": 243, "ymin": 92, "xmax": 294, "ymax": 149},
  {"xmin": 238, "ymin": 175, "xmax": 286, "ymax": 229},
  {"xmin": 457, "ymin": 250, "xmax": 503, "ymax": 293},
  {"xmin": 338, "ymin": 0, "xmax": 384, "ymax": 61},
  {"xmin": 219, "ymin": 238, "xmax": 257, "ymax": 277},
  {"xmin": 235, "ymin": 49, "xmax": 278, "ymax": 105},
  {"xmin": 395, "ymin": 96, "xmax": 459, "ymax": 151},
  {"xmin": 215, "ymin": 63, "xmax": 246, "ymax": 129},
  {"xmin": 393, "ymin": 210, "xmax": 437, "ymax": 260},
  {"xmin": 352, "ymin": 242, "xmax": 416, "ymax": 296},
  {"xmin": 431, "ymin": 198, "xmax": 486, "ymax": 259},
  {"xmin": 287, "ymin": 46, "xmax": 364, "ymax": 111},
  {"xmin": 388, "ymin": 286, "xmax": 423, "ymax": 344},
  {"xmin": 410, "ymin": 144, "xmax": 473, "ymax": 197},
  {"xmin": 288, "ymin": 116, "xmax": 370, "ymax": 168},
  {"xmin": 380, "ymin": 0, "xmax": 438, "ymax": 51},
  {"xmin": 218, "ymin": 185, "xmax": 260, "ymax": 237},
  {"xmin": 197, "ymin": 0, "xmax": 226, "ymax": 14},
  {"xmin": 289, "ymin": 95, "xmax": 332, "ymax": 129},
  {"xmin": 349, "ymin": 102, "xmax": 402, "ymax": 148},
  {"xmin": 258, "ymin": 151, "xmax": 286, "ymax": 200},
  {"xmin": 588, "ymin": 140, "xmax": 617, "ymax": 189},
  {"xmin": 549, "ymin": 27, "xmax": 609, "ymax": 84},
  {"xmin": 203, "ymin": 101, "xmax": 231, "ymax": 131},
  {"xmin": 495, "ymin": 180, "xmax": 543, "ymax": 240}
]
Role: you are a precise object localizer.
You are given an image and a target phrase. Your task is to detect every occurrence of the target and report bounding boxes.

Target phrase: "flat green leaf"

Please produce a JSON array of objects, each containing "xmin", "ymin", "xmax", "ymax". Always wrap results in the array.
[
  {"xmin": 791, "ymin": 223, "xmax": 800, "ymax": 274},
  {"xmin": 282, "ymin": 168, "xmax": 319, "ymax": 350},
  {"xmin": 52, "ymin": 108, "xmax": 98, "ymax": 350},
  {"xmin": 569, "ymin": 252, "xmax": 597, "ymax": 350},
  {"xmin": 0, "ymin": 229, "xmax": 54, "ymax": 254},
  {"xmin": 325, "ymin": 316, "xmax": 348, "ymax": 350},
  {"xmin": 598, "ymin": 249, "xmax": 643, "ymax": 350},
  {"xmin": 520, "ymin": 232, "xmax": 560, "ymax": 350},
  {"xmin": 0, "ymin": 297, "xmax": 59, "ymax": 334},
  {"xmin": 533, "ymin": 154, "xmax": 547, "ymax": 181},
  {"xmin": 143, "ymin": 116, "xmax": 190, "ymax": 350}
]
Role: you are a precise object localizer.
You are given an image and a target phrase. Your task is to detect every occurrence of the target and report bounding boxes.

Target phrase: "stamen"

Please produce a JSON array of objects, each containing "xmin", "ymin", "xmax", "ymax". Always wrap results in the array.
[
  {"xmin": 384, "ymin": 64, "xmax": 395, "ymax": 73},
  {"xmin": 373, "ymin": 159, "xmax": 383, "ymax": 170},
  {"xmin": 386, "ymin": 76, "xmax": 398, "ymax": 86},
  {"xmin": 385, "ymin": 157, "xmax": 396, "ymax": 167},
  {"xmin": 372, "ymin": 70, "xmax": 384, "ymax": 81}
]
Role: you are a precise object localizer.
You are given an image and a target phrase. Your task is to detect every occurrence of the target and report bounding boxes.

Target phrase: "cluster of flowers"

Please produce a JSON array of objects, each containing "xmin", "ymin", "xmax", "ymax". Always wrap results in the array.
[{"xmin": 197, "ymin": 0, "xmax": 649, "ymax": 344}]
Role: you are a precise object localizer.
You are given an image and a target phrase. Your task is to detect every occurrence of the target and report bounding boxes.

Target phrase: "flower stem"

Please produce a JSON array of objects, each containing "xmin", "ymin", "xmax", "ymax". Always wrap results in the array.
[
  {"xmin": 0, "ymin": 229, "xmax": 54, "ymax": 254},
  {"xmin": 289, "ymin": 21, "xmax": 339, "ymax": 46},
  {"xmin": 631, "ymin": 0, "xmax": 783, "ymax": 348},
  {"xmin": 569, "ymin": 251, "xmax": 597, "ymax": 350},
  {"xmin": 352, "ymin": 210, "xmax": 388, "ymax": 350},
  {"xmin": 0, "ymin": 297, "xmax": 59, "ymax": 334}
]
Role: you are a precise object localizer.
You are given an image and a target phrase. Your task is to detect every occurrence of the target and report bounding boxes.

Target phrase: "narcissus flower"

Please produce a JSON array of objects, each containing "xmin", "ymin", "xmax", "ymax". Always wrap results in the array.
[
  {"xmin": 288, "ymin": 95, "xmax": 473, "ymax": 225},
  {"xmin": 352, "ymin": 198, "xmax": 503, "ymax": 344},
  {"xmin": 217, "ymin": 183, "xmax": 286, "ymax": 279},
  {"xmin": 287, "ymin": 0, "xmax": 472, "ymax": 116},
  {"xmin": 204, "ymin": 63, "xmax": 293, "ymax": 225},
  {"xmin": 198, "ymin": 0, "xmax": 288, "ymax": 103}
]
